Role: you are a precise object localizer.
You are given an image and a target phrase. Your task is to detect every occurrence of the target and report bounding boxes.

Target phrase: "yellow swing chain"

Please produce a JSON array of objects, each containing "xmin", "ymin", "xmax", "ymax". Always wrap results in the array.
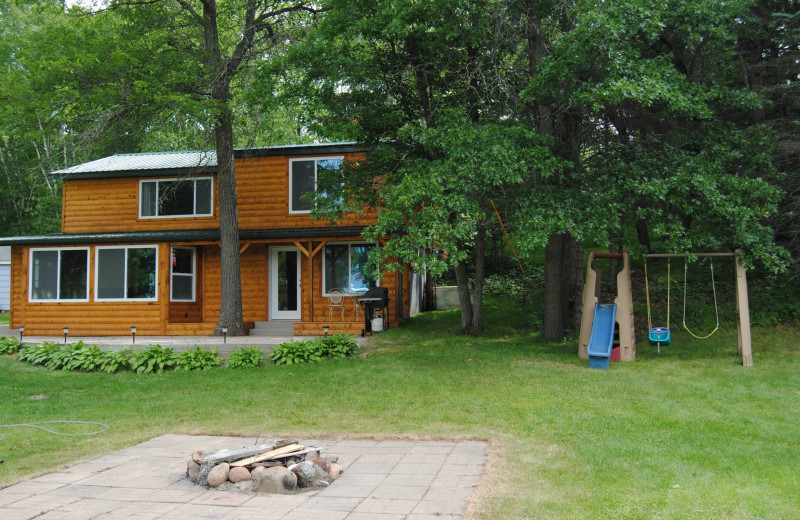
[{"xmin": 682, "ymin": 258, "xmax": 720, "ymax": 339}]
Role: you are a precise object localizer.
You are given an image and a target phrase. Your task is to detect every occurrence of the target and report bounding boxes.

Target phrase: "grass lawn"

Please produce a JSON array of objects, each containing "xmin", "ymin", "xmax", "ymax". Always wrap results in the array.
[{"xmin": 0, "ymin": 298, "xmax": 798, "ymax": 519}]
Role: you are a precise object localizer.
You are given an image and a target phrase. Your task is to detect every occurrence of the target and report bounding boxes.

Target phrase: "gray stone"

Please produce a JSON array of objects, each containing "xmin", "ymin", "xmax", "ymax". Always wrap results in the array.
[
  {"xmin": 251, "ymin": 466, "xmax": 266, "ymax": 481},
  {"xmin": 233, "ymin": 480, "xmax": 256, "ymax": 493},
  {"xmin": 328, "ymin": 463, "xmax": 342, "ymax": 481},
  {"xmin": 228, "ymin": 466, "xmax": 251, "ymax": 483},
  {"xmin": 186, "ymin": 459, "xmax": 200, "ymax": 482},
  {"xmin": 303, "ymin": 450, "xmax": 321, "ymax": 461},
  {"xmin": 292, "ymin": 461, "xmax": 316, "ymax": 488},
  {"xmin": 309, "ymin": 458, "xmax": 329, "ymax": 471},
  {"xmin": 197, "ymin": 462, "xmax": 215, "ymax": 486},
  {"xmin": 255, "ymin": 466, "xmax": 297, "ymax": 494},
  {"xmin": 206, "ymin": 463, "xmax": 230, "ymax": 488}
]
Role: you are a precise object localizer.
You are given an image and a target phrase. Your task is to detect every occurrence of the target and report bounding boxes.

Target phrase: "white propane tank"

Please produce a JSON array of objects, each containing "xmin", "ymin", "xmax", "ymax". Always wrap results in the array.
[{"xmin": 371, "ymin": 315, "xmax": 384, "ymax": 332}]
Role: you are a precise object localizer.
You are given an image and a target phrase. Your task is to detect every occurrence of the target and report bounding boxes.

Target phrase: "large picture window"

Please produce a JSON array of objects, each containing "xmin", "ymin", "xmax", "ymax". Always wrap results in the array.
[
  {"xmin": 29, "ymin": 248, "xmax": 89, "ymax": 302},
  {"xmin": 140, "ymin": 177, "xmax": 213, "ymax": 218},
  {"xmin": 170, "ymin": 247, "xmax": 195, "ymax": 302},
  {"xmin": 96, "ymin": 246, "xmax": 157, "ymax": 301},
  {"xmin": 289, "ymin": 157, "xmax": 343, "ymax": 213},
  {"xmin": 323, "ymin": 243, "xmax": 378, "ymax": 295}
]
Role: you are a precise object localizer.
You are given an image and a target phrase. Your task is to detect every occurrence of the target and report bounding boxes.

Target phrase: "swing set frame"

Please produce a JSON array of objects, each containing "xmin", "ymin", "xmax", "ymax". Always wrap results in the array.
[{"xmin": 643, "ymin": 250, "xmax": 753, "ymax": 367}]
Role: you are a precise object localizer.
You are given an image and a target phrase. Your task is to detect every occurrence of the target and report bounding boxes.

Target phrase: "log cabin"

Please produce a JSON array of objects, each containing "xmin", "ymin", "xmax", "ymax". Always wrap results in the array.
[{"xmin": 1, "ymin": 142, "xmax": 417, "ymax": 337}]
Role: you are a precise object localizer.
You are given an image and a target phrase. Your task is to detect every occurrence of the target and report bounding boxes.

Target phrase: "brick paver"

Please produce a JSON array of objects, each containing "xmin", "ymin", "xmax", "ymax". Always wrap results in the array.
[{"xmin": 0, "ymin": 435, "xmax": 488, "ymax": 519}]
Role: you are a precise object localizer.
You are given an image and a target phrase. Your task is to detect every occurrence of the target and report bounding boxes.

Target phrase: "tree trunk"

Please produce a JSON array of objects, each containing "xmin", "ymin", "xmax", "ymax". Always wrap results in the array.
[
  {"xmin": 454, "ymin": 257, "xmax": 473, "ymax": 335},
  {"xmin": 214, "ymin": 109, "xmax": 245, "ymax": 336},
  {"xmin": 423, "ymin": 267, "xmax": 436, "ymax": 311},
  {"xmin": 543, "ymin": 232, "xmax": 576, "ymax": 341},
  {"xmin": 572, "ymin": 239, "xmax": 584, "ymax": 331},
  {"xmin": 470, "ymin": 220, "xmax": 486, "ymax": 334},
  {"xmin": 201, "ymin": 0, "xmax": 244, "ymax": 336},
  {"xmin": 636, "ymin": 217, "xmax": 651, "ymax": 252}
]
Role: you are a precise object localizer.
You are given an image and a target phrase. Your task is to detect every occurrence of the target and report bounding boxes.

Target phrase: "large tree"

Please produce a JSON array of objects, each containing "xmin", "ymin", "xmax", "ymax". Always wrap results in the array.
[
  {"xmin": 278, "ymin": 0, "xmax": 563, "ymax": 334},
  {"xmin": 104, "ymin": 0, "xmax": 319, "ymax": 335},
  {"xmin": 286, "ymin": 0, "xmax": 788, "ymax": 339},
  {"xmin": 508, "ymin": 0, "xmax": 788, "ymax": 339}
]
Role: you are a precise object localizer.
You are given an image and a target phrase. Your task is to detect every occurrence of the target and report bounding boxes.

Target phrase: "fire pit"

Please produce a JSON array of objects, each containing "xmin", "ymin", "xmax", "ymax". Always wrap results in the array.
[{"xmin": 186, "ymin": 439, "xmax": 342, "ymax": 494}]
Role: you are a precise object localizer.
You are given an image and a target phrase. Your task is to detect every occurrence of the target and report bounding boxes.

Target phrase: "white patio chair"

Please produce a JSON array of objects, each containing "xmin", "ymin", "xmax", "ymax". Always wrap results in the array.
[{"xmin": 328, "ymin": 289, "xmax": 345, "ymax": 321}]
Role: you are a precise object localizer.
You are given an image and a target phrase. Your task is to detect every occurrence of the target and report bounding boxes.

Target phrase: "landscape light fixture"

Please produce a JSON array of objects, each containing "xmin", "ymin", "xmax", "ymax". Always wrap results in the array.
[
  {"xmin": 63, "ymin": 326, "xmax": 69, "ymax": 344},
  {"xmin": 130, "ymin": 325, "xmax": 137, "ymax": 344},
  {"xmin": 19, "ymin": 325, "xmax": 24, "ymax": 341},
  {"xmin": 323, "ymin": 325, "xmax": 330, "ymax": 337},
  {"xmin": 222, "ymin": 326, "xmax": 228, "ymax": 344}
]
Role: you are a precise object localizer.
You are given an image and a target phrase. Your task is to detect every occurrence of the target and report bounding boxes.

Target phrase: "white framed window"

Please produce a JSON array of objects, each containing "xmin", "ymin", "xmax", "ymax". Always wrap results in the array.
[
  {"xmin": 289, "ymin": 157, "xmax": 343, "ymax": 213},
  {"xmin": 29, "ymin": 247, "xmax": 89, "ymax": 302},
  {"xmin": 170, "ymin": 247, "xmax": 195, "ymax": 302},
  {"xmin": 322, "ymin": 242, "xmax": 379, "ymax": 295},
  {"xmin": 139, "ymin": 177, "xmax": 213, "ymax": 218},
  {"xmin": 95, "ymin": 245, "xmax": 158, "ymax": 301}
]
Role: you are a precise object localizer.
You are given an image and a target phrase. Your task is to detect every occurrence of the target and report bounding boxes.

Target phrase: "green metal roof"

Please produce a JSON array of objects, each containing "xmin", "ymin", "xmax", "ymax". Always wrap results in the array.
[
  {"xmin": 52, "ymin": 142, "xmax": 367, "ymax": 180},
  {"xmin": 0, "ymin": 226, "xmax": 369, "ymax": 246}
]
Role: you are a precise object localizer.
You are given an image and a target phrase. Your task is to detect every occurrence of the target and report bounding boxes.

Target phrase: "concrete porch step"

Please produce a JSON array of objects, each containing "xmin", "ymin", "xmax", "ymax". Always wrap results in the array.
[{"xmin": 249, "ymin": 321, "xmax": 297, "ymax": 336}]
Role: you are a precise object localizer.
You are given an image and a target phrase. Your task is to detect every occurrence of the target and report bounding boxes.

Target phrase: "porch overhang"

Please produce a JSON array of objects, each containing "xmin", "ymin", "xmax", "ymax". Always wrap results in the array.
[{"xmin": 0, "ymin": 226, "xmax": 369, "ymax": 246}]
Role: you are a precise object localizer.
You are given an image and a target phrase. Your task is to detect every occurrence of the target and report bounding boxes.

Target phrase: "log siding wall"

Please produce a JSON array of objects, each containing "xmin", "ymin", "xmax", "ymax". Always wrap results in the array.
[
  {"xmin": 11, "ymin": 240, "xmax": 409, "ymax": 336},
  {"xmin": 10, "ymin": 152, "xmax": 410, "ymax": 336},
  {"xmin": 61, "ymin": 153, "xmax": 375, "ymax": 233}
]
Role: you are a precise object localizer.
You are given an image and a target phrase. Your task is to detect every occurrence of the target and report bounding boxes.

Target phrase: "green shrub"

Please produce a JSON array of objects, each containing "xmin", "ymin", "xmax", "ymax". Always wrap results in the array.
[
  {"xmin": 177, "ymin": 346, "xmax": 222, "ymax": 371},
  {"xmin": 319, "ymin": 333, "xmax": 359, "ymax": 358},
  {"xmin": 62, "ymin": 343, "xmax": 106, "ymax": 372},
  {"xmin": 18, "ymin": 341, "xmax": 62, "ymax": 366},
  {"xmin": 270, "ymin": 339, "xmax": 324, "ymax": 365},
  {"xmin": 131, "ymin": 344, "xmax": 179, "ymax": 374},
  {"xmin": 98, "ymin": 348, "xmax": 134, "ymax": 373},
  {"xmin": 269, "ymin": 334, "xmax": 359, "ymax": 365},
  {"xmin": 0, "ymin": 336, "xmax": 22, "ymax": 355},
  {"xmin": 484, "ymin": 268, "xmax": 544, "ymax": 303},
  {"xmin": 226, "ymin": 345, "xmax": 265, "ymax": 368}
]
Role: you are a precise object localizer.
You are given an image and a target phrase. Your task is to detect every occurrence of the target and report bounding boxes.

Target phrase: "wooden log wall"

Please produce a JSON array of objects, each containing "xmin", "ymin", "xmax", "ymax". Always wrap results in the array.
[
  {"xmin": 10, "ymin": 238, "xmax": 412, "ymax": 336},
  {"xmin": 61, "ymin": 178, "xmax": 221, "ymax": 233},
  {"xmin": 61, "ymin": 152, "xmax": 376, "ymax": 233},
  {"xmin": 199, "ymin": 244, "xmax": 269, "ymax": 324},
  {"xmin": 10, "ymin": 244, "xmax": 168, "ymax": 336}
]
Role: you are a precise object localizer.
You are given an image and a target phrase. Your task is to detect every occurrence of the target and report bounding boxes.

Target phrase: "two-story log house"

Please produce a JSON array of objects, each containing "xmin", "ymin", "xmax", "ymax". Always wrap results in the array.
[{"xmin": 1, "ymin": 143, "xmax": 413, "ymax": 337}]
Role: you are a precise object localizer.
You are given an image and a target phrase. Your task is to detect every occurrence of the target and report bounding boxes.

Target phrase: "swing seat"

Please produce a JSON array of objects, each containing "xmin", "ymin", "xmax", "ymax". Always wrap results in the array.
[{"xmin": 649, "ymin": 327, "xmax": 671, "ymax": 346}]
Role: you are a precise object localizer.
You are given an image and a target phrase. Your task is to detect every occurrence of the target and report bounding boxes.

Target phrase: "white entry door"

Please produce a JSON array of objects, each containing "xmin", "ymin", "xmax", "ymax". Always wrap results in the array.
[{"xmin": 269, "ymin": 246, "xmax": 301, "ymax": 320}]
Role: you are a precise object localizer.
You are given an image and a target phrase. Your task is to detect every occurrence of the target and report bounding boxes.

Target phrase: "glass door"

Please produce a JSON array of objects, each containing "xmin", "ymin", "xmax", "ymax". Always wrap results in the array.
[{"xmin": 269, "ymin": 246, "xmax": 301, "ymax": 320}]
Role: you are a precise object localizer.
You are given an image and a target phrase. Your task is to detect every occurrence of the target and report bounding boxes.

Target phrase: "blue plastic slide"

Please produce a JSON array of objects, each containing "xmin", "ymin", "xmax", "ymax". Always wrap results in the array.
[{"xmin": 587, "ymin": 303, "xmax": 617, "ymax": 370}]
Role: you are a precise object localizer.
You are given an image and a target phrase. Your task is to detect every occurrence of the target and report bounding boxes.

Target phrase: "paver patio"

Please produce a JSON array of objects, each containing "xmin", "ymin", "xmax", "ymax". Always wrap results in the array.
[{"xmin": 0, "ymin": 434, "xmax": 488, "ymax": 519}]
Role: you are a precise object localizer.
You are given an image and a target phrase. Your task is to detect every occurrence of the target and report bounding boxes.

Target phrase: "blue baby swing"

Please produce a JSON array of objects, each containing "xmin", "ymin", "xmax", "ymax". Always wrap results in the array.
[{"xmin": 644, "ymin": 259, "xmax": 671, "ymax": 352}]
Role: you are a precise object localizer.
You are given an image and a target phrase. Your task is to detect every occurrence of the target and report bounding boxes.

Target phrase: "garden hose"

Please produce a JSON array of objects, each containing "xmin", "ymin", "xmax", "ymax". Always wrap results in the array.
[{"xmin": 0, "ymin": 420, "xmax": 109, "ymax": 442}]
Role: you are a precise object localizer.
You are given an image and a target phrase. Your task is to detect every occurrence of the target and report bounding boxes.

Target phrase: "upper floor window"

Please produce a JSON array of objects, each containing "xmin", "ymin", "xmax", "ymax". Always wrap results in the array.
[
  {"xmin": 29, "ymin": 248, "xmax": 89, "ymax": 302},
  {"xmin": 289, "ymin": 157, "xmax": 343, "ymax": 213},
  {"xmin": 140, "ymin": 177, "xmax": 213, "ymax": 218},
  {"xmin": 96, "ymin": 245, "xmax": 157, "ymax": 301}
]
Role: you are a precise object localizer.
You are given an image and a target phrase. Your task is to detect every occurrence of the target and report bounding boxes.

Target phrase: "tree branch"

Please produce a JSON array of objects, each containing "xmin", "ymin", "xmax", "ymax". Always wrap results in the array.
[{"xmin": 175, "ymin": 0, "xmax": 203, "ymax": 25}]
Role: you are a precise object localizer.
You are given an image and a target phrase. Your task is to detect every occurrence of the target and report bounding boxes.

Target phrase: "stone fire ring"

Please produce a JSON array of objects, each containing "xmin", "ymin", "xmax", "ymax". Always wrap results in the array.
[{"xmin": 0, "ymin": 434, "xmax": 489, "ymax": 519}]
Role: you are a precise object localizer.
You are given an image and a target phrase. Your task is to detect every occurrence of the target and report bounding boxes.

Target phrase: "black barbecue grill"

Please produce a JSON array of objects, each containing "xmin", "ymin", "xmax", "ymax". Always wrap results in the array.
[{"xmin": 357, "ymin": 286, "xmax": 389, "ymax": 335}]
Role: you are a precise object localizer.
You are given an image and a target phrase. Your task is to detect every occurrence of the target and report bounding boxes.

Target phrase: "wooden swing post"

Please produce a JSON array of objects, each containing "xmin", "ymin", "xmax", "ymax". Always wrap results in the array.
[{"xmin": 643, "ymin": 250, "xmax": 753, "ymax": 367}]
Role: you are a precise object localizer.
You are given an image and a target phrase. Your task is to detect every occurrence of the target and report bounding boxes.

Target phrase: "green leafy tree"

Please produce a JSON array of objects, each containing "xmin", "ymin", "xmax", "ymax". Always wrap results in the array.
[
  {"xmin": 280, "ymin": 0, "xmax": 562, "ymax": 334},
  {"xmin": 288, "ymin": 0, "xmax": 788, "ymax": 340},
  {"xmin": 110, "ymin": 0, "xmax": 322, "ymax": 335},
  {"xmin": 507, "ymin": 0, "xmax": 788, "ymax": 339}
]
